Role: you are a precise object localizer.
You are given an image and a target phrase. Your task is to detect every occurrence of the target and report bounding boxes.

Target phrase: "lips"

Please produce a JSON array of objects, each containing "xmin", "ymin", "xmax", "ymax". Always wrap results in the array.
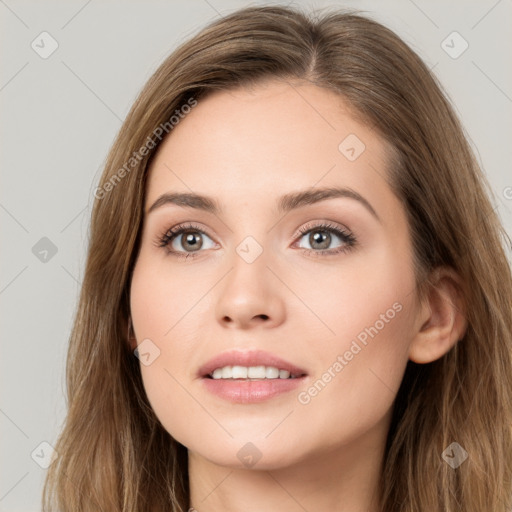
[
  {"xmin": 197, "ymin": 349, "xmax": 308, "ymax": 379},
  {"xmin": 199, "ymin": 349, "xmax": 308, "ymax": 404}
]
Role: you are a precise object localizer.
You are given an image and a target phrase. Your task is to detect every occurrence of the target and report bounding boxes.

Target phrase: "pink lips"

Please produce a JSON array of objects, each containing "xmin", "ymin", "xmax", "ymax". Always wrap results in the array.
[{"xmin": 198, "ymin": 349, "xmax": 308, "ymax": 404}]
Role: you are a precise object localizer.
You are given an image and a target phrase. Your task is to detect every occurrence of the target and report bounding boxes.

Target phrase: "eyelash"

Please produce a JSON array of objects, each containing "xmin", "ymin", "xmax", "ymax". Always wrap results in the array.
[{"xmin": 155, "ymin": 221, "xmax": 357, "ymax": 260}]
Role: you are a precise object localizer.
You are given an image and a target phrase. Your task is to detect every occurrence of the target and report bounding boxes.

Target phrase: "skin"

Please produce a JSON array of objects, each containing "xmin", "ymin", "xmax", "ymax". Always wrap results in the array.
[{"xmin": 129, "ymin": 79, "xmax": 467, "ymax": 511}]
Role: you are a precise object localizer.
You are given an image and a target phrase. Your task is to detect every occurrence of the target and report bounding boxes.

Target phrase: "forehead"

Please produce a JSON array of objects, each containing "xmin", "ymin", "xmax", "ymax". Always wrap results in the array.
[{"xmin": 144, "ymin": 80, "xmax": 397, "ymax": 220}]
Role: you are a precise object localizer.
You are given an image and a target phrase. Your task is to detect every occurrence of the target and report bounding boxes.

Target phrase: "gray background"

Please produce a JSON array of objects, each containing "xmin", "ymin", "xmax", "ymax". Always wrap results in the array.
[{"xmin": 1, "ymin": 0, "xmax": 511, "ymax": 510}]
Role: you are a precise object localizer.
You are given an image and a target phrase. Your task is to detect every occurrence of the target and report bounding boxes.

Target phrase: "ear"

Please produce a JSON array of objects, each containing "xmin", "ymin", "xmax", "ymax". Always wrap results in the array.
[{"xmin": 409, "ymin": 266, "xmax": 468, "ymax": 364}]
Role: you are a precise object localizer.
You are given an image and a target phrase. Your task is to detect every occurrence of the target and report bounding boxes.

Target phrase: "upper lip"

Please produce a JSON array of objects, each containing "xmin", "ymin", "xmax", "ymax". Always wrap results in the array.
[{"xmin": 198, "ymin": 349, "xmax": 308, "ymax": 378}]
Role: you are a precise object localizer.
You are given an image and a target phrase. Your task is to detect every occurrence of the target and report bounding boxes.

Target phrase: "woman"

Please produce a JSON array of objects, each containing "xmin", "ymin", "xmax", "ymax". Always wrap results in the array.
[{"xmin": 42, "ymin": 5, "xmax": 512, "ymax": 511}]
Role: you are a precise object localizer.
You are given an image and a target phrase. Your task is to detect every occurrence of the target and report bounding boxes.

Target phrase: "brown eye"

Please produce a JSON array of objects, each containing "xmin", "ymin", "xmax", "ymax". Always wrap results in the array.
[
  {"xmin": 178, "ymin": 231, "xmax": 204, "ymax": 252},
  {"xmin": 307, "ymin": 230, "xmax": 332, "ymax": 250},
  {"xmin": 158, "ymin": 223, "xmax": 216, "ymax": 258},
  {"xmin": 296, "ymin": 222, "xmax": 356, "ymax": 255}
]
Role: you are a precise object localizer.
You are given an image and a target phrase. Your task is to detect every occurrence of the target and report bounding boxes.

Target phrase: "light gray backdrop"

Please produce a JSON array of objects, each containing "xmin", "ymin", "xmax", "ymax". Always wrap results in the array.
[{"xmin": 1, "ymin": 0, "xmax": 511, "ymax": 510}]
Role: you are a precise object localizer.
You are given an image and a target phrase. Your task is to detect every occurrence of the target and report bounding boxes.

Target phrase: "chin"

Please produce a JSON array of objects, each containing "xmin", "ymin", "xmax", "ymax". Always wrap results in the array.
[{"xmin": 203, "ymin": 448, "xmax": 300, "ymax": 471}]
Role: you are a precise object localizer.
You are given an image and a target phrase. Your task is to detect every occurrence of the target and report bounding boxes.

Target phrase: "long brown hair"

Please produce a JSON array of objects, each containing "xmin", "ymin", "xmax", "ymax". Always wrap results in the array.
[{"xmin": 42, "ymin": 5, "xmax": 512, "ymax": 511}]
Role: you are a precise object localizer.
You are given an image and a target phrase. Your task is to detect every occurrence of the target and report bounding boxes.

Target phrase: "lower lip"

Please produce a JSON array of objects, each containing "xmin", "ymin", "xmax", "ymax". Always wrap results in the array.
[{"xmin": 201, "ymin": 376, "xmax": 306, "ymax": 403}]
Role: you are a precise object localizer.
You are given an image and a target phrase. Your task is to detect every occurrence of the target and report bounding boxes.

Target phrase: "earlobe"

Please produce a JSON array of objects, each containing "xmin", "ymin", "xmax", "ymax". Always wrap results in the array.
[{"xmin": 408, "ymin": 267, "xmax": 467, "ymax": 364}]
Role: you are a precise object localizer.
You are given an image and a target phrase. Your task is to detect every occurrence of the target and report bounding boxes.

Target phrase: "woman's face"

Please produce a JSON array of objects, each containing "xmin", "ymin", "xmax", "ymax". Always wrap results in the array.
[{"xmin": 130, "ymin": 80, "xmax": 422, "ymax": 469}]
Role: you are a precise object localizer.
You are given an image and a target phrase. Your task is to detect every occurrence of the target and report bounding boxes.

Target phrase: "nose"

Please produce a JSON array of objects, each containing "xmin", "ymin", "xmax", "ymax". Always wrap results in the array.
[{"xmin": 215, "ymin": 249, "xmax": 285, "ymax": 330}]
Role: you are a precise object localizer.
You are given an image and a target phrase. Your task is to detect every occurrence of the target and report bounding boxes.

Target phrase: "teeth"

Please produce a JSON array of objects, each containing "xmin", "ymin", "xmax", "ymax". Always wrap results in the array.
[
  {"xmin": 232, "ymin": 365, "xmax": 247, "ymax": 379},
  {"xmin": 248, "ymin": 365, "xmax": 265, "ymax": 378},
  {"xmin": 212, "ymin": 368, "xmax": 223, "ymax": 379},
  {"xmin": 209, "ymin": 365, "xmax": 300, "ymax": 379},
  {"xmin": 265, "ymin": 366, "xmax": 279, "ymax": 379}
]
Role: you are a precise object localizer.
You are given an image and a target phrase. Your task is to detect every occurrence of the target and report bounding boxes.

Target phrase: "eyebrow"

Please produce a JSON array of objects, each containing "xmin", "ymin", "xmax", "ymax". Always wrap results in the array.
[{"xmin": 147, "ymin": 186, "xmax": 380, "ymax": 222}]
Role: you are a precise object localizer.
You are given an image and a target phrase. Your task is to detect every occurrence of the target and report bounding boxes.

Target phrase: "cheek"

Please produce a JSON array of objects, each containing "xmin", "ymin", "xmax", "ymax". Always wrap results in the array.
[
  {"xmin": 129, "ymin": 252, "xmax": 212, "ymax": 441},
  {"xmin": 294, "ymin": 249, "xmax": 417, "ymax": 441},
  {"xmin": 129, "ymin": 248, "xmax": 215, "ymax": 346}
]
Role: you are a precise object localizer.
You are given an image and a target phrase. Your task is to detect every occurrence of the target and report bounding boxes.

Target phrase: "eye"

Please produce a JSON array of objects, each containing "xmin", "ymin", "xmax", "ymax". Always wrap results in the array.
[
  {"xmin": 157, "ymin": 222, "xmax": 216, "ymax": 259},
  {"xmin": 295, "ymin": 221, "xmax": 356, "ymax": 256},
  {"xmin": 155, "ymin": 220, "xmax": 357, "ymax": 260}
]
